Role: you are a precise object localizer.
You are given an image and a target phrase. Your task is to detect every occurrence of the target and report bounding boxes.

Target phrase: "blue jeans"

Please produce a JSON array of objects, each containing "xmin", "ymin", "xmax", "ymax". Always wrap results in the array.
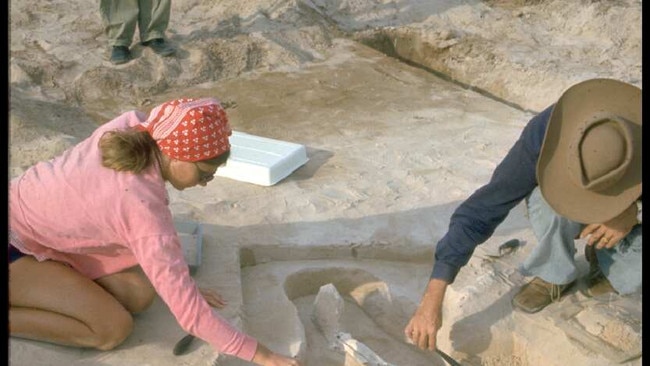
[{"xmin": 519, "ymin": 187, "xmax": 642, "ymax": 295}]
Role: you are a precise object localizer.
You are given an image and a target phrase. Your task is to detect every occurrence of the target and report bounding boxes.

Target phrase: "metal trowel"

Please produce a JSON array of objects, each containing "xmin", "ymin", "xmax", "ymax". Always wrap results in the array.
[{"xmin": 484, "ymin": 238, "xmax": 521, "ymax": 258}]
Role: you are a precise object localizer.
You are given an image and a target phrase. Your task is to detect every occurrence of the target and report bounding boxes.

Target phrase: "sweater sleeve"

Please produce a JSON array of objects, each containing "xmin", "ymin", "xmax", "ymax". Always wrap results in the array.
[
  {"xmin": 112, "ymin": 164, "xmax": 258, "ymax": 361},
  {"xmin": 128, "ymin": 234, "xmax": 258, "ymax": 361},
  {"xmin": 431, "ymin": 105, "xmax": 553, "ymax": 283},
  {"xmin": 9, "ymin": 108, "xmax": 259, "ymax": 360}
]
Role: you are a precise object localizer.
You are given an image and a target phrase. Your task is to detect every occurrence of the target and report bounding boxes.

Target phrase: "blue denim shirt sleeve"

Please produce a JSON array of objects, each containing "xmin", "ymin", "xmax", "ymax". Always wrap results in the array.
[{"xmin": 430, "ymin": 105, "xmax": 554, "ymax": 283}]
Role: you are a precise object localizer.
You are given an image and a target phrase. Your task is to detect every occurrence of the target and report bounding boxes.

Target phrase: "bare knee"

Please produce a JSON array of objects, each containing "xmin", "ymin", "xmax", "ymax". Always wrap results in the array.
[
  {"xmin": 93, "ymin": 309, "xmax": 134, "ymax": 351},
  {"xmin": 9, "ymin": 258, "xmax": 137, "ymax": 351},
  {"xmin": 96, "ymin": 268, "xmax": 157, "ymax": 314},
  {"xmin": 120, "ymin": 273, "xmax": 156, "ymax": 313},
  {"xmin": 127, "ymin": 283, "xmax": 156, "ymax": 314}
]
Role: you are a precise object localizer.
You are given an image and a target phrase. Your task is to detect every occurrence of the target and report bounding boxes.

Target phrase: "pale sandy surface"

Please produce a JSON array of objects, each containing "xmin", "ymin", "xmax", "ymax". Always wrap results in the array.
[{"xmin": 9, "ymin": 0, "xmax": 642, "ymax": 365}]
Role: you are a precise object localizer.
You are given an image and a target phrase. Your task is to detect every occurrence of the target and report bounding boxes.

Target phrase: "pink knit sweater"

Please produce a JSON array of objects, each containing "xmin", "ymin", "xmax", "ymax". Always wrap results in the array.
[{"xmin": 9, "ymin": 110, "xmax": 258, "ymax": 361}]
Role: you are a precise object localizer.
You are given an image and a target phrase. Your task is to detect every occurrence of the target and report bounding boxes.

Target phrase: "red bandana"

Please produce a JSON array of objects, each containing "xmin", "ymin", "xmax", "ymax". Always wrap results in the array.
[{"xmin": 138, "ymin": 98, "xmax": 232, "ymax": 162}]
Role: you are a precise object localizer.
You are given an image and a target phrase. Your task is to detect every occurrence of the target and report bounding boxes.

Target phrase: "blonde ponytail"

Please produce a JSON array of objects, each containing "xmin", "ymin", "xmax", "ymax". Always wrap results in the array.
[{"xmin": 99, "ymin": 129, "xmax": 160, "ymax": 173}]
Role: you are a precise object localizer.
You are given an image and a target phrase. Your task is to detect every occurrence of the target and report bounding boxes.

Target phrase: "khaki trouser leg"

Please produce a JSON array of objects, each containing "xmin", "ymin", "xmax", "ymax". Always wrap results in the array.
[
  {"xmin": 138, "ymin": 0, "xmax": 171, "ymax": 43},
  {"xmin": 100, "ymin": 0, "xmax": 140, "ymax": 47}
]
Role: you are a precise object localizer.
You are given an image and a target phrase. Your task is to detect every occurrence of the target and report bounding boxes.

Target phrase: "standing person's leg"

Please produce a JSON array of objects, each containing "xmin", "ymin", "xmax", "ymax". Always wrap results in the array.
[
  {"xmin": 99, "ymin": 0, "xmax": 140, "ymax": 64},
  {"xmin": 138, "ymin": 0, "xmax": 175, "ymax": 56},
  {"xmin": 138, "ymin": 0, "xmax": 171, "ymax": 43},
  {"xmin": 100, "ymin": 0, "xmax": 140, "ymax": 47},
  {"xmin": 512, "ymin": 186, "xmax": 583, "ymax": 313}
]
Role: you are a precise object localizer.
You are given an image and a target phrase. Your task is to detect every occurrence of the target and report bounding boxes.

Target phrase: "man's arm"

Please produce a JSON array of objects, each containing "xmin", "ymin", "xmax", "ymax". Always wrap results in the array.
[
  {"xmin": 432, "ymin": 105, "xmax": 552, "ymax": 283},
  {"xmin": 404, "ymin": 278, "xmax": 448, "ymax": 351},
  {"xmin": 406, "ymin": 106, "xmax": 554, "ymax": 351}
]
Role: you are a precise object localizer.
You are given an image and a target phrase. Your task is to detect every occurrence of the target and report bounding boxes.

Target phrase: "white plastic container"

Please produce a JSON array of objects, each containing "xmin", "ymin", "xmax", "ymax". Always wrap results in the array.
[
  {"xmin": 174, "ymin": 220, "xmax": 203, "ymax": 275},
  {"xmin": 215, "ymin": 131, "xmax": 309, "ymax": 186}
]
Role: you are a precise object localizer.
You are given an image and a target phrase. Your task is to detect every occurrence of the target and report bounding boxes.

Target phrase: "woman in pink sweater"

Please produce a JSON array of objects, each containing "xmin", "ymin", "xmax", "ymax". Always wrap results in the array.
[{"xmin": 9, "ymin": 98, "xmax": 301, "ymax": 366}]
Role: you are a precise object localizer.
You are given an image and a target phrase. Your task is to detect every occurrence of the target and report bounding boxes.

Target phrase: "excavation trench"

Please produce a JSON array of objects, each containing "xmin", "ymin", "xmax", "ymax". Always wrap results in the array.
[{"xmin": 239, "ymin": 254, "xmax": 531, "ymax": 366}]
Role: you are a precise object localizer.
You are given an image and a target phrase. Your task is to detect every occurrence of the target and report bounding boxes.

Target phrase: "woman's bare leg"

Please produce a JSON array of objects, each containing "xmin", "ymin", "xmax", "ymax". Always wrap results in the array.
[
  {"xmin": 95, "ymin": 266, "xmax": 156, "ymax": 314},
  {"xmin": 9, "ymin": 256, "xmax": 133, "ymax": 350}
]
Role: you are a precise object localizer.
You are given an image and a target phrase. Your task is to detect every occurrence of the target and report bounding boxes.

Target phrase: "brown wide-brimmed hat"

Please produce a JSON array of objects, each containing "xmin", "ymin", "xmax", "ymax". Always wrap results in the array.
[{"xmin": 537, "ymin": 78, "xmax": 642, "ymax": 224}]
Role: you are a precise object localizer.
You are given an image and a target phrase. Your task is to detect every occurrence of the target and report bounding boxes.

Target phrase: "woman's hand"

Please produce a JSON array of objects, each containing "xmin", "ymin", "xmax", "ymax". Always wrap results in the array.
[
  {"xmin": 198, "ymin": 287, "xmax": 227, "ymax": 308},
  {"xmin": 251, "ymin": 343, "xmax": 302, "ymax": 366}
]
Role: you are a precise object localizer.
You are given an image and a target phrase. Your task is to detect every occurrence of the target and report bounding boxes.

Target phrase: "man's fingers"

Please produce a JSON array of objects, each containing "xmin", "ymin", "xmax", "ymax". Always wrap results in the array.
[
  {"xmin": 427, "ymin": 332, "xmax": 437, "ymax": 351},
  {"xmin": 404, "ymin": 323, "xmax": 414, "ymax": 338},
  {"xmin": 416, "ymin": 332, "xmax": 429, "ymax": 350},
  {"xmin": 407, "ymin": 328, "xmax": 437, "ymax": 351}
]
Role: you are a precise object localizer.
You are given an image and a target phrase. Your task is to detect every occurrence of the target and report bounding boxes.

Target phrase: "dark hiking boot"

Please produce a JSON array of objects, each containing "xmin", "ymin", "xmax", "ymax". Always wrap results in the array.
[
  {"xmin": 512, "ymin": 277, "xmax": 573, "ymax": 313},
  {"xmin": 110, "ymin": 46, "xmax": 131, "ymax": 65},
  {"xmin": 583, "ymin": 244, "xmax": 618, "ymax": 297},
  {"xmin": 142, "ymin": 38, "xmax": 175, "ymax": 56}
]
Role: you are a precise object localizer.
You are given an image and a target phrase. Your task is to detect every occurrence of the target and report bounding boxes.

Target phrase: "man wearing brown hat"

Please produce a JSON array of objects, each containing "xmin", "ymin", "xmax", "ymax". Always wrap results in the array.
[{"xmin": 404, "ymin": 78, "xmax": 642, "ymax": 352}]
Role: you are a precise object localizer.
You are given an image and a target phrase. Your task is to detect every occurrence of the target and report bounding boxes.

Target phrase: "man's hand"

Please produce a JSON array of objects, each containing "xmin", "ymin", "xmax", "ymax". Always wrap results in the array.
[
  {"xmin": 580, "ymin": 202, "xmax": 638, "ymax": 249},
  {"xmin": 404, "ymin": 278, "xmax": 447, "ymax": 351}
]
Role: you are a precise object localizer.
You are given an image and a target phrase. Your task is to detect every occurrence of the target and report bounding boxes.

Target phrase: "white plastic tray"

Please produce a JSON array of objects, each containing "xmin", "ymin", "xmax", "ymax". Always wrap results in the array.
[{"xmin": 215, "ymin": 131, "xmax": 309, "ymax": 186}]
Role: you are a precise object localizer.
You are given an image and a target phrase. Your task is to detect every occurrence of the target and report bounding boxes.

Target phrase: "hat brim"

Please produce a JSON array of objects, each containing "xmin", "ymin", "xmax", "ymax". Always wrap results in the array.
[{"xmin": 537, "ymin": 78, "xmax": 642, "ymax": 224}]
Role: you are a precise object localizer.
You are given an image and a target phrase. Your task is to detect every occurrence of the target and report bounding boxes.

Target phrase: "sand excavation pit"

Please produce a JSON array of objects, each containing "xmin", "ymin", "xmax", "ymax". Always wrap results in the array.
[
  {"xmin": 240, "ymin": 250, "xmax": 531, "ymax": 366},
  {"xmin": 242, "ymin": 259, "xmax": 448, "ymax": 365},
  {"xmin": 237, "ymin": 242, "xmax": 642, "ymax": 366}
]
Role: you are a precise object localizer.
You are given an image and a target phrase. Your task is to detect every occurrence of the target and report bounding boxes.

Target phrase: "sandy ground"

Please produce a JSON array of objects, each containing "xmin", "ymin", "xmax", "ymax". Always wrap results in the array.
[{"xmin": 9, "ymin": 0, "xmax": 642, "ymax": 365}]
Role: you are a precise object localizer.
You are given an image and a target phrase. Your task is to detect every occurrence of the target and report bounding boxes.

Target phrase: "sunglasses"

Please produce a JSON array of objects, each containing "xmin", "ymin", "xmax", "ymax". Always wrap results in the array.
[
  {"xmin": 195, "ymin": 163, "xmax": 217, "ymax": 184},
  {"xmin": 194, "ymin": 152, "xmax": 230, "ymax": 185}
]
